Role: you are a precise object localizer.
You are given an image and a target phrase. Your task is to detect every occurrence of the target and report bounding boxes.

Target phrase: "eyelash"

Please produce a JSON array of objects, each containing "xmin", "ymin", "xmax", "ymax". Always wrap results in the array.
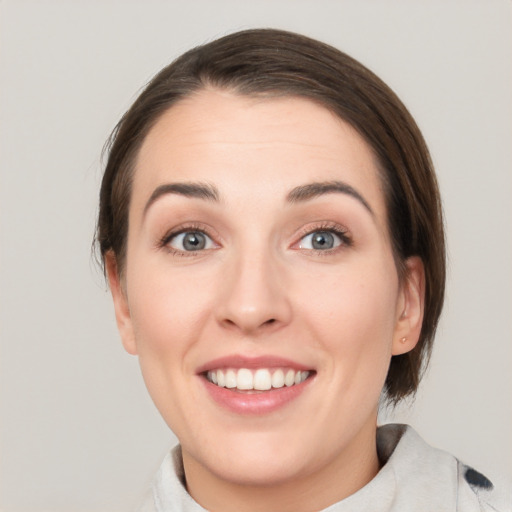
[
  {"xmin": 158, "ymin": 222, "xmax": 216, "ymax": 257},
  {"xmin": 157, "ymin": 221, "xmax": 352, "ymax": 256},
  {"xmin": 295, "ymin": 222, "xmax": 353, "ymax": 253}
]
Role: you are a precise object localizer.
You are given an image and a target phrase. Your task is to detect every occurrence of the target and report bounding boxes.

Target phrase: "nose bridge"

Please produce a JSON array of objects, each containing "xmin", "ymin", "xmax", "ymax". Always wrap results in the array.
[{"xmin": 217, "ymin": 237, "xmax": 291, "ymax": 333}]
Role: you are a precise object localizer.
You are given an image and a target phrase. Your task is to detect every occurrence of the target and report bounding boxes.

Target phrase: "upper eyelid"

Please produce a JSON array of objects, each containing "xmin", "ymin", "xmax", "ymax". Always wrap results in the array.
[
  {"xmin": 292, "ymin": 222, "xmax": 353, "ymax": 250},
  {"xmin": 161, "ymin": 222, "xmax": 217, "ymax": 239},
  {"xmin": 158, "ymin": 224, "xmax": 221, "ymax": 251},
  {"xmin": 294, "ymin": 221, "xmax": 351, "ymax": 239},
  {"xmin": 159, "ymin": 228, "xmax": 219, "ymax": 257}
]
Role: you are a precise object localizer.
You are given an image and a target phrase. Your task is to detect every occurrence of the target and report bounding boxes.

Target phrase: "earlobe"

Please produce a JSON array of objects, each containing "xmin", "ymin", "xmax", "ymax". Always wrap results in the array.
[
  {"xmin": 392, "ymin": 256, "xmax": 425, "ymax": 356},
  {"xmin": 105, "ymin": 252, "xmax": 138, "ymax": 355}
]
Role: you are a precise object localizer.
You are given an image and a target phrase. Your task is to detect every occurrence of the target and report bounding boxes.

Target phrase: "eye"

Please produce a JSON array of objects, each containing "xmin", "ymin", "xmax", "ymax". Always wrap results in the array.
[
  {"xmin": 298, "ymin": 230, "xmax": 344, "ymax": 251},
  {"xmin": 167, "ymin": 231, "xmax": 215, "ymax": 252}
]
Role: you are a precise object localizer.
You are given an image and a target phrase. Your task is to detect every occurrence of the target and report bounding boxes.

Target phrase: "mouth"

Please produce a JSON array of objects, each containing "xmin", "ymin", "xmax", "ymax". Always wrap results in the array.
[
  {"xmin": 204, "ymin": 367, "xmax": 312, "ymax": 392},
  {"xmin": 198, "ymin": 356, "xmax": 315, "ymax": 414}
]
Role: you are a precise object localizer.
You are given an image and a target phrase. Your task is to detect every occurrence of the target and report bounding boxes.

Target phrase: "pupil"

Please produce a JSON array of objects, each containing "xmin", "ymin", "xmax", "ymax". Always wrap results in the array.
[
  {"xmin": 183, "ymin": 232, "xmax": 206, "ymax": 251},
  {"xmin": 312, "ymin": 231, "xmax": 334, "ymax": 250}
]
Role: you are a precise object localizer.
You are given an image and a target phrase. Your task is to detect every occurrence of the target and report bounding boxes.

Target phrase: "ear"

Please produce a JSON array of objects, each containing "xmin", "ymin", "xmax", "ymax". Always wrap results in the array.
[
  {"xmin": 392, "ymin": 256, "xmax": 425, "ymax": 356},
  {"xmin": 105, "ymin": 252, "xmax": 138, "ymax": 355}
]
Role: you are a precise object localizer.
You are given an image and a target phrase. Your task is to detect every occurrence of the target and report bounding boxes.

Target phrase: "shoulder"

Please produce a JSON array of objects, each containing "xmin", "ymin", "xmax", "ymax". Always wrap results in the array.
[{"xmin": 378, "ymin": 424, "xmax": 511, "ymax": 512}]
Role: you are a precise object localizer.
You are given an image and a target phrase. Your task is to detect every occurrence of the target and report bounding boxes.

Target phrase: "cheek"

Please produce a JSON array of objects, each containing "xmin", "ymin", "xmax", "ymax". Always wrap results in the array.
[
  {"xmin": 126, "ymin": 255, "xmax": 217, "ymax": 361},
  {"xmin": 124, "ymin": 256, "xmax": 220, "ymax": 430},
  {"xmin": 297, "ymin": 261, "xmax": 399, "ymax": 372}
]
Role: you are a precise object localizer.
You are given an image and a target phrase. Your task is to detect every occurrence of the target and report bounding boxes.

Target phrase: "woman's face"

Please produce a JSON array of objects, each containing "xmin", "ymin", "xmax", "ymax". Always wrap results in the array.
[{"xmin": 108, "ymin": 90, "xmax": 423, "ymax": 495}]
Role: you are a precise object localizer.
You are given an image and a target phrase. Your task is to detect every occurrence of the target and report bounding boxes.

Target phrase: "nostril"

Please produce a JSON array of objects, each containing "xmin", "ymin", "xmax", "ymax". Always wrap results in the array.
[{"xmin": 220, "ymin": 316, "xmax": 280, "ymax": 333}]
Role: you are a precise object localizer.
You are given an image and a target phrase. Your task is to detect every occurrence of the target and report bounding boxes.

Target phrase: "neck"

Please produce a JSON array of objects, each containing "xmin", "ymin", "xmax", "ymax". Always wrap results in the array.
[{"xmin": 182, "ymin": 421, "xmax": 380, "ymax": 512}]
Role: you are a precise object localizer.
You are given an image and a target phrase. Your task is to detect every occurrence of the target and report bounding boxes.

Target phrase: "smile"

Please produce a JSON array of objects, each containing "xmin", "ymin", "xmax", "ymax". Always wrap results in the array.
[
  {"xmin": 198, "ymin": 356, "xmax": 315, "ymax": 414},
  {"xmin": 206, "ymin": 368, "xmax": 311, "ymax": 391}
]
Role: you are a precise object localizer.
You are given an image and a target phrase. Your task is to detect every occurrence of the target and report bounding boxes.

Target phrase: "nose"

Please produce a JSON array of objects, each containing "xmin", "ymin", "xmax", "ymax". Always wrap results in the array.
[{"xmin": 216, "ymin": 247, "xmax": 292, "ymax": 335}]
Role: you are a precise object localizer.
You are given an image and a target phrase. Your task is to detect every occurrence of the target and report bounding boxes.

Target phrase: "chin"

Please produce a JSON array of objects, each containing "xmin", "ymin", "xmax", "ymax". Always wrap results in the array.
[
  {"xmin": 210, "ymin": 449, "xmax": 309, "ymax": 486},
  {"xmin": 184, "ymin": 427, "xmax": 324, "ymax": 487}
]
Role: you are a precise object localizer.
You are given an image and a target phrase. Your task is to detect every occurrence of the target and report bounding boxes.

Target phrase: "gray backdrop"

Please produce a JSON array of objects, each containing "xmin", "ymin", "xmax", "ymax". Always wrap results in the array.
[{"xmin": 1, "ymin": 1, "xmax": 511, "ymax": 510}]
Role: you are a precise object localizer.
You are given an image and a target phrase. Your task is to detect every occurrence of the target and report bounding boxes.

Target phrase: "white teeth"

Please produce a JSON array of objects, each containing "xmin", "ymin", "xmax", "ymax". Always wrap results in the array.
[
  {"xmin": 253, "ymin": 369, "xmax": 272, "ymax": 390},
  {"xmin": 206, "ymin": 368, "xmax": 310, "ymax": 391},
  {"xmin": 237, "ymin": 369, "xmax": 253, "ymax": 390},
  {"xmin": 271, "ymin": 369, "xmax": 285, "ymax": 389},
  {"xmin": 284, "ymin": 369, "xmax": 295, "ymax": 387},
  {"xmin": 225, "ymin": 369, "xmax": 237, "ymax": 389},
  {"xmin": 216, "ymin": 369, "xmax": 225, "ymax": 387}
]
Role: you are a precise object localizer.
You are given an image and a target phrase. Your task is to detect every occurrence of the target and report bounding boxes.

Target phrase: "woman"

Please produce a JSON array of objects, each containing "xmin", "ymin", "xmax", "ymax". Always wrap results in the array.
[{"xmin": 96, "ymin": 29, "xmax": 506, "ymax": 511}]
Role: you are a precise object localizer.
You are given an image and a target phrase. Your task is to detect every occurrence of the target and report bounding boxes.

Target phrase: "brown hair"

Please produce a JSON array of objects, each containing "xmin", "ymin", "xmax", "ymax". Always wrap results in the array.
[{"xmin": 97, "ymin": 28, "xmax": 445, "ymax": 404}]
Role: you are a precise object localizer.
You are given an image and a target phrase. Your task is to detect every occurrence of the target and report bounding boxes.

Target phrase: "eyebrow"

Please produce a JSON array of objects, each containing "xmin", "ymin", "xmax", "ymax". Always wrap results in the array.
[
  {"xmin": 286, "ymin": 180, "xmax": 374, "ymax": 215},
  {"xmin": 142, "ymin": 179, "xmax": 373, "ymax": 218},
  {"xmin": 143, "ymin": 181, "xmax": 220, "ymax": 217}
]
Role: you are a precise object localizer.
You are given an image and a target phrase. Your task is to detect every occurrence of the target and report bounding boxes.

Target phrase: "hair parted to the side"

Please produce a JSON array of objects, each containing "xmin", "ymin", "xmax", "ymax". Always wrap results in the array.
[{"xmin": 96, "ymin": 28, "xmax": 445, "ymax": 404}]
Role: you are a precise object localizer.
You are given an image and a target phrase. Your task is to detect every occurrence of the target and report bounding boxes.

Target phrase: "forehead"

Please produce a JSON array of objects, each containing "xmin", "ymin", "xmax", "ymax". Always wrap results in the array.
[{"xmin": 133, "ymin": 89, "xmax": 387, "ymax": 221}]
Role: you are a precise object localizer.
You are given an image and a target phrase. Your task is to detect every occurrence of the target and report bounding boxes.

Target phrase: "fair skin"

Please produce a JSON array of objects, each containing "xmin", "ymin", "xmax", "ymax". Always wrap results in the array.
[{"xmin": 107, "ymin": 89, "xmax": 424, "ymax": 512}]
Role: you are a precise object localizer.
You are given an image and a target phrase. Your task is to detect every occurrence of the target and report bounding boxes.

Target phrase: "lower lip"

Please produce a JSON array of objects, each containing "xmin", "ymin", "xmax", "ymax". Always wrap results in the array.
[{"xmin": 201, "ymin": 376, "xmax": 313, "ymax": 415}]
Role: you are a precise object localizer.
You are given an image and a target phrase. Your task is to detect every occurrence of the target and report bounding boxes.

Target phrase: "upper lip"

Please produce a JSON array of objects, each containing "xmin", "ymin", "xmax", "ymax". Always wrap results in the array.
[{"xmin": 196, "ymin": 355, "xmax": 313, "ymax": 374}]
